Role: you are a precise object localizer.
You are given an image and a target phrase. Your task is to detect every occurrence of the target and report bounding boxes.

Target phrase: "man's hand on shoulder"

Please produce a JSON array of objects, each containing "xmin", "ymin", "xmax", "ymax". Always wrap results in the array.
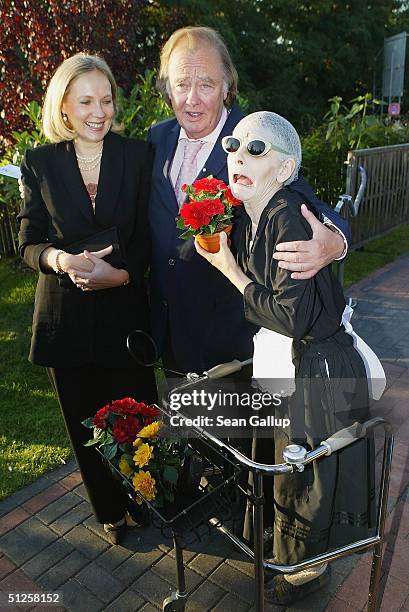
[{"xmin": 273, "ymin": 204, "xmax": 346, "ymax": 280}]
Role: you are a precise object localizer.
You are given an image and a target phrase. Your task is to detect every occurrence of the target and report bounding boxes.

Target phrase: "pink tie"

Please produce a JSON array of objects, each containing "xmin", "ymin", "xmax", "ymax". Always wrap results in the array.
[{"xmin": 174, "ymin": 139, "xmax": 204, "ymax": 207}]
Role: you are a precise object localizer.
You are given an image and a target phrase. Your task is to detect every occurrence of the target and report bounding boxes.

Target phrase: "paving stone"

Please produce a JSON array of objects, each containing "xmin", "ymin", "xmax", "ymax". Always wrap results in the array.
[
  {"xmin": 76, "ymin": 562, "xmax": 125, "ymax": 603},
  {"xmin": 152, "ymin": 554, "xmax": 203, "ymax": 590},
  {"xmin": 0, "ymin": 507, "xmax": 31, "ymax": 537},
  {"xmin": 324, "ymin": 598, "xmax": 362, "ymax": 611},
  {"xmin": 378, "ymin": 573, "xmax": 409, "ymax": 611},
  {"xmin": 51, "ymin": 501, "xmax": 93, "ymax": 536},
  {"xmin": 0, "ymin": 568, "xmax": 40, "ymax": 593},
  {"xmin": 132, "ymin": 570, "xmax": 174, "ymax": 608},
  {"xmin": 38, "ymin": 550, "xmax": 90, "ymax": 591},
  {"xmin": 185, "ymin": 579, "xmax": 226, "ymax": 611},
  {"xmin": 137, "ymin": 604, "xmax": 158, "ymax": 612},
  {"xmin": 0, "ymin": 478, "xmax": 52, "ymax": 518},
  {"xmin": 112, "ymin": 549, "xmax": 164, "ymax": 587},
  {"xmin": 165, "ymin": 545, "xmax": 197, "ymax": 563},
  {"xmin": 44, "ymin": 459, "xmax": 77, "ymax": 482},
  {"xmin": 0, "ymin": 529, "xmax": 32, "ymax": 565},
  {"xmin": 285, "ymin": 568, "xmax": 344, "ymax": 611},
  {"xmin": 18, "ymin": 516, "xmax": 59, "ymax": 549},
  {"xmin": 188, "ymin": 552, "xmax": 224, "ymax": 577},
  {"xmin": 73, "ymin": 483, "xmax": 88, "ymax": 500},
  {"xmin": 63, "ymin": 525, "xmax": 109, "ymax": 560},
  {"xmin": 330, "ymin": 554, "xmax": 359, "ymax": 579},
  {"xmin": 0, "ymin": 554, "xmax": 16, "ymax": 580},
  {"xmin": 212, "ymin": 592, "xmax": 251, "ymax": 611},
  {"xmin": 226, "ymin": 556, "xmax": 255, "ymax": 578},
  {"xmin": 0, "ymin": 520, "xmax": 58, "ymax": 566},
  {"xmin": 22, "ymin": 483, "xmax": 67, "ymax": 514},
  {"xmin": 191, "ymin": 532, "xmax": 235, "ymax": 558},
  {"xmin": 336, "ymin": 560, "xmax": 372, "ymax": 610},
  {"xmin": 60, "ymin": 578, "xmax": 103, "ymax": 612},
  {"xmin": 103, "ymin": 587, "xmax": 145, "ymax": 611},
  {"xmin": 59, "ymin": 471, "xmax": 83, "ymax": 491},
  {"xmin": 95, "ymin": 545, "xmax": 133, "ymax": 573},
  {"xmin": 22, "ymin": 538, "xmax": 74, "ymax": 580},
  {"xmin": 37, "ymin": 491, "xmax": 82, "ymax": 525},
  {"xmin": 208, "ymin": 562, "xmax": 255, "ymax": 603}
]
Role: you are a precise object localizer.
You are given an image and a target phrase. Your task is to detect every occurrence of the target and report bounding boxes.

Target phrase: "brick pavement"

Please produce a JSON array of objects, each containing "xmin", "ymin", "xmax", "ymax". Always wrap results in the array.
[{"xmin": 1, "ymin": 253, "xmax": 409, "ymax": 611}]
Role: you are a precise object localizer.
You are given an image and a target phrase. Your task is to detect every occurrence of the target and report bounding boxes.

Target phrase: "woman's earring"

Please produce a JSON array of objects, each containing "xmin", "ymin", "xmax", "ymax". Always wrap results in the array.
[{"xmin": 62, "ymin": 113, "xmax": 68, "ymax": 123}]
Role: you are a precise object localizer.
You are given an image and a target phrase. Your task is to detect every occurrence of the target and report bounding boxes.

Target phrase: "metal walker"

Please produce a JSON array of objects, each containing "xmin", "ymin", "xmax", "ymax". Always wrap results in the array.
[{"xmin": 156, "ymin": 358, "xmax": 393, "ymax": 612}]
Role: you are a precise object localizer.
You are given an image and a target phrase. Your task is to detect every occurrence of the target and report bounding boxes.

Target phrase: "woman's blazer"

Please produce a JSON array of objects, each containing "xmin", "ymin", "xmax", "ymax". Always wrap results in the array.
[{"xmin": 18, "ymin": 131, "xmax": 153, "ymax": 368}]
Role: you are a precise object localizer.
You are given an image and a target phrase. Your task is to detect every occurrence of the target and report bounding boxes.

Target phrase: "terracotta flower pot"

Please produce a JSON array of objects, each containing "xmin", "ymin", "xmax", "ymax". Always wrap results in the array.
[{"xmin": 196, "ymin": 225, "xmax": 232, "ymax": 253}]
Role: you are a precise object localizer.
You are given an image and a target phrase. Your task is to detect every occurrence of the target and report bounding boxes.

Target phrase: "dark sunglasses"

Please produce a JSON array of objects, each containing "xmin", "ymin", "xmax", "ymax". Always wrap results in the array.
[{"xmin": 221, "ymin": 136, "xmax": 290, "ymax": 157}]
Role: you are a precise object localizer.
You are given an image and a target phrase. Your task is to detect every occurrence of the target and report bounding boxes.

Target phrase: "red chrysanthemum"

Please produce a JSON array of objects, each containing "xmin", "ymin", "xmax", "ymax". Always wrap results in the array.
[
  {"xmin": 180, "ymin": 201, "xmax": 211, "ymax": 230},
  {"xmin": 224, "ymin": 186, "xmax": 242, "ymax": 206},
  {"xmin": 201, "ymin": 198, "xmax": 225, "ymax": 216},
  {"xmin": 191, "ymin": 177, "xmax": 227, "ymax": 194},
  {"xmin": 112, "ymin": 415, "xmax": 142, "ymax": 444},
  {"xmin": 92, "ymin": 406, "xmax": 110, "ymax": 430},
  {"xmin": 137, "ymin": 403, "xmax": 160, "ymax": 418},
  {"xmin": 110, "ymin": 398, "xmax": 140, "ymax": 415}
]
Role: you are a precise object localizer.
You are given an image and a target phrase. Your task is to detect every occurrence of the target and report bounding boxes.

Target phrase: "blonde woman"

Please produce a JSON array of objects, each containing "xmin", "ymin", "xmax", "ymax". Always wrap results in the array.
[{"xmin": 18, "ymin": 53, "xmax": 156, "ymax": 544}]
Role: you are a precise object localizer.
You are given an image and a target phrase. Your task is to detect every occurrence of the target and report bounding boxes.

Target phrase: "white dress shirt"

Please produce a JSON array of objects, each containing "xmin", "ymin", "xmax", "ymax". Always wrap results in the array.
[{"xmin": 169, "ymin": 107, "xmax": 228, "ymax": 188}]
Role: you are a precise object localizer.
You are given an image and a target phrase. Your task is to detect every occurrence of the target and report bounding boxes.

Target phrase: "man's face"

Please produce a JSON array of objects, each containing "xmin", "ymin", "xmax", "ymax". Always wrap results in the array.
[{"xmin": 167, "ymin": 43, "xmax": 227, "ymax": 139}]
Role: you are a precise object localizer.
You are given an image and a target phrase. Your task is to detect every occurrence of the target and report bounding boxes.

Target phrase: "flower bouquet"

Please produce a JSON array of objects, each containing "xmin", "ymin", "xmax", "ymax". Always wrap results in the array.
[
  {"xmin": 176, "ymin": 175, "xmax": 242, "ymax": 252},
  {"xmin": 82, "ymin": 398, "xmax": 190, "ymax": 508}
]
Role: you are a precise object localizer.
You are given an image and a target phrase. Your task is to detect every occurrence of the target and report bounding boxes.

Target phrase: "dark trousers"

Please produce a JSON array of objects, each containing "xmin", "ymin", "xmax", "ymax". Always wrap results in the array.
[{"xmin": 47, "ymin": 363, "xmax": 157, "ymax": 524}]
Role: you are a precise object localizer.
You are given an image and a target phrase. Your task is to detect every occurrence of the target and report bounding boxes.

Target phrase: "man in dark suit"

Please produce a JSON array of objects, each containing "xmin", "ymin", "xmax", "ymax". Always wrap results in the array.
[{"xmin": 148, "ymin": 26, "xmax": 348, "ymax": 375}]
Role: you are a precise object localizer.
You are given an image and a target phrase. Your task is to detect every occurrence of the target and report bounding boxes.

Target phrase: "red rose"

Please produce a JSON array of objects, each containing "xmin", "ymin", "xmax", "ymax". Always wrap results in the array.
[
  {"xmin": 112, "ymin": 415, "xmax": 142, "ymax": 444},
  {"xmin": 180, "ymin": 201, "xmax": 210, "ymax": 230},
  {"xmin": 92, "ymin": 406, "xmax": 110, "ymax": 430},
  {"xmin": 224, "ymin": 186, "xmax": 242, "ymax": 206},
  {"xmin": 192, "ymin": 177, "xmax": 227, "ymax": 194},
  {"xmin": 110, "ymin": 397, "xmax": 140, "ymax": 415},
  {"xmin": 201, "ymin": 198, "xmax": 225, "ymax": 216}
]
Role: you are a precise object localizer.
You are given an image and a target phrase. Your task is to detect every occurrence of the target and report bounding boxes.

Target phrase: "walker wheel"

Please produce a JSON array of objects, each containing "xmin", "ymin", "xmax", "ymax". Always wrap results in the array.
[{"xmin": 162, "ymin": 593, "xmax": 186, "ymax": 612}]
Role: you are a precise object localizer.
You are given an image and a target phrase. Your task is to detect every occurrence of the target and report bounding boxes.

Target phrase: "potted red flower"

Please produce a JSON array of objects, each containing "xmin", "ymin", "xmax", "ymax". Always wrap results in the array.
[{"xmin": 176, "ymin": 175, "xmax": 242, "ymax": 253}]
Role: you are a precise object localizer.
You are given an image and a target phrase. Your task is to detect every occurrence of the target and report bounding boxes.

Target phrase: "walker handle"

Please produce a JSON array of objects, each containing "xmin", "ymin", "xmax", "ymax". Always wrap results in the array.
[
  {"xmin": 205, "ymin": 359, "xmax": 244, "ymax": 379},
  {"xmin": 320, "ymin": 421, "xmax": 363, "ymax": 455}
]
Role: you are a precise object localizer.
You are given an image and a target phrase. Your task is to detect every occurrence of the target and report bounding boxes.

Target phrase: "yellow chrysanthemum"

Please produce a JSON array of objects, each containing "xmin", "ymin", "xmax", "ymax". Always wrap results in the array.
[
  {"xmin": 132, "ymin": 470, "xmax": 157, "ymax": 503},
  {"xmin": 118, "ymin": 456, "xmax": 133, "ymax": 478},
  {"xmin": 133, "ymin": 443, "xmax": 154, "ymax": 468},
  {"xmin": 137, "ymin": 420, "xmax": 161, "ymax": 440},
  {"xmin": 133, "ymin": 438, "xmax": 143, "ymax": 448}
]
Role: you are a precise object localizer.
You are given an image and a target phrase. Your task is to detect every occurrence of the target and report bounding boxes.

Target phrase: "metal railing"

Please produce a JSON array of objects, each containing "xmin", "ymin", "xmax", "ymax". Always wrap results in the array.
[{"xmin": 345, "ymin": 143, "xmax": 409, "ymax": 249}]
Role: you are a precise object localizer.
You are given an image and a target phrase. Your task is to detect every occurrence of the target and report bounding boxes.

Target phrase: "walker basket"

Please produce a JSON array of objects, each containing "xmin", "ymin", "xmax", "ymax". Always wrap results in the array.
[{"xmin": 96, "ymin": 437, "xmax": 242, "ymax": 546}]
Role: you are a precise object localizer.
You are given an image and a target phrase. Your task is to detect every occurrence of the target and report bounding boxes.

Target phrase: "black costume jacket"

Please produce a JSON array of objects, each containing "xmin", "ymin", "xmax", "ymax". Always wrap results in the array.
[{"xmin": 18, "ymin": 132, "xmax": 153, "ymax": 368}]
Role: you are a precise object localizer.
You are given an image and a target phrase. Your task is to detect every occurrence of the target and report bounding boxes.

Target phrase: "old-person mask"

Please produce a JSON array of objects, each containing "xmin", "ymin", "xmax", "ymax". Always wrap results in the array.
[
  {"xmin": 226, "ymin": 113, "xmax": 297, "ymax": 206},
  {"xmin": 226, "ymin": 135, "xmax": 283, "ymax": 206}
]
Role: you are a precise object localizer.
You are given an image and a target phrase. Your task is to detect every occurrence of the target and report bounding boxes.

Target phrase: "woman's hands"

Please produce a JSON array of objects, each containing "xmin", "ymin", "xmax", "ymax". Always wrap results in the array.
[
  {"xmin": 70, "ymin": 249, "xmax": 129, "ymax": 291},
  {"xmin": 194, "ymin": 231, "xmax": 251, "ymax": 295}
]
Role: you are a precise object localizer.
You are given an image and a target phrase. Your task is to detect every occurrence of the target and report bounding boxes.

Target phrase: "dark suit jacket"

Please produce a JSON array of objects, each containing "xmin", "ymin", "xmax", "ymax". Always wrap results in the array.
[
  {"xmin": 18, "ymin": 131, "xmax": 153, "ymax": 368},
  {"xmin": 147, "ymin": 105, "xmax": 350, "ymax": 374}
]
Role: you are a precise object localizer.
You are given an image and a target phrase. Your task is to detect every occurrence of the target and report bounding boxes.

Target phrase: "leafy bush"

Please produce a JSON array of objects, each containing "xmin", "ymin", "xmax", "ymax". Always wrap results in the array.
[{"xmin": 301, "ymin": 93, "xmax": 409, "ymax": 206}]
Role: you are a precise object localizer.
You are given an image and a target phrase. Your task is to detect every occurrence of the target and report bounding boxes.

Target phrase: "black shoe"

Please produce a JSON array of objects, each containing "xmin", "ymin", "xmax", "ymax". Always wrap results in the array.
[
  {"xmin": 264, "ymin": 566, "xmax": 331, "ymax": 606},
  {"xmin": 103, "ymin": 517, "xmax": 127, "ymax": 545}
]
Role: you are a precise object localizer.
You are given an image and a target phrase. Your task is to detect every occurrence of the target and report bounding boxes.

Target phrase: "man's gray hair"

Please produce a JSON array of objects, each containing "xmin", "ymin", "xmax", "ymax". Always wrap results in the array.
[{"xmin": 238, "ymin": 111, "xmax": 302, "ymax": 185}]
